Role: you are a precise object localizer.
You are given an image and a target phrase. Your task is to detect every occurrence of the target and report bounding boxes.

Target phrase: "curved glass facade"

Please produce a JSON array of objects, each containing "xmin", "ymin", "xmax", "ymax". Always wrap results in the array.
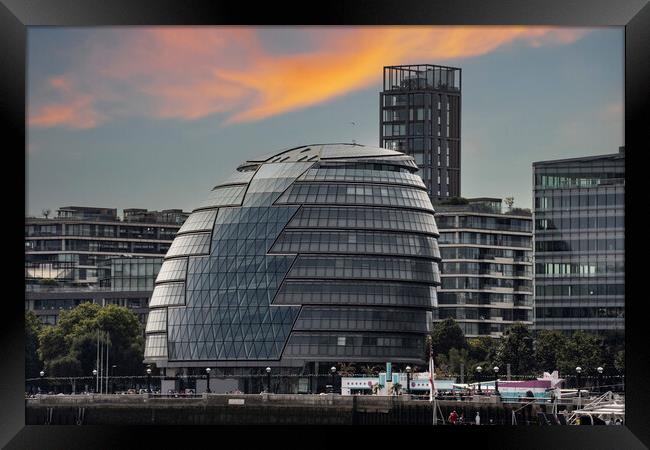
[{"xmin": 144, "ymin": 144, "xmax": 441, "ymax": 369}]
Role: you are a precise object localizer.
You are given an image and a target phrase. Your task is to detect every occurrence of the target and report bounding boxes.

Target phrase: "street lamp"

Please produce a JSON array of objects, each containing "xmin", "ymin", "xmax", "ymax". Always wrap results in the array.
[
  {"xmin": 575, "ymin": 366, "xmax": 582, "ymax": 405},
  {"xmin": 330, "ymin": 366, "xmax": 337, "ymax": 394},
  {"xmin": 146, "ymin": 367, "xmax": 152, "ymax": 394},
  {"xmin": 476, "ymin": 366, "xmax": 483, "ymax": 394},
  {"xmin": 39, "ymin": 370, "xmax": 45, "ymax": 395},
  {"xmin": 205, "ymin": 367, "xmax": 211, "ymax": 393},
  {"xmin": 405, "ymin": 366, "xmax": 412, "ymax": 395},
  {"xmin": 266, "ymin": 367, "xmax": 272, "ymax": 394},
  {"xmin": 597, "ymin": 366, "xmax": 604, "ymax": 394},
  {"xmin": 93, "ymin": 369, "xmax": 98, "ymax": 394},
  {"xmin": 493, "ymin": 366, "xmax": 500, "ymax": 396},
  {"xmin": 111, "ymin": 365, "xmax": 117, "ymax": 394}
]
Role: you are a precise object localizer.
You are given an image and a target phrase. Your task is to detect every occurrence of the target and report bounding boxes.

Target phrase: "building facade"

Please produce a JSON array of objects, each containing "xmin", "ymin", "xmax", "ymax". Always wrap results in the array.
[
  {"xmin": 25, "ymin": 206, "xmax": 189, "ymax": 324},
  {"xmin": 434, "ymin": 198, "xmax": 534, "ymax": 337},
  {"xmin": 379, "ymin": 64, "xmax": 461, "ymax": 201},
  {"xmin": 144, "ymin": 144, "xmax": 442, "ymax": 392},
  {"xmin": 533, "ymin": 148, "xmax": 625, "ymax": 334}
]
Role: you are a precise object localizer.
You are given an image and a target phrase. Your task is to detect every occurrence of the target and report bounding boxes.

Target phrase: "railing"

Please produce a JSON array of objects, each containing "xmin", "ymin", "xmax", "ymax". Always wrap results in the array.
[{"xmin": 25, "ymin": 285, "xmax": 104, "ymax": 293}]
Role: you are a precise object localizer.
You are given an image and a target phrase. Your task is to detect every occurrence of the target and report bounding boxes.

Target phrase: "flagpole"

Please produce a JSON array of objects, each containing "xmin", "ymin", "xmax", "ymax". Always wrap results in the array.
[
  {"xmin": 106, "ymin": 331, "xmax": 110, "ymax": 395},
  {"xmin": 96, "ymin": 329, "xmax": 99, "ymax": 393},
  {"xmin": 429, "ymin": 337, "xmax": 437, "ymax": 426}
]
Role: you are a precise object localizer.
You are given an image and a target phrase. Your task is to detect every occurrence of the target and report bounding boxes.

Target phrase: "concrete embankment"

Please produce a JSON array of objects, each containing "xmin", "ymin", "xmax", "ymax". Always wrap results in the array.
[{"xmin": 26, "ymin": 394, "xmax": 571, "ymax": 425}]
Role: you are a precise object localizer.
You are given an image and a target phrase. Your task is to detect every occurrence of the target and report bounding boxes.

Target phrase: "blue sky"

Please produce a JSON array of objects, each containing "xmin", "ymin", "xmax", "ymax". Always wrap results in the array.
[{"xmin": 26, "ymin": 26, "xmax": 623, "ymax": 215}]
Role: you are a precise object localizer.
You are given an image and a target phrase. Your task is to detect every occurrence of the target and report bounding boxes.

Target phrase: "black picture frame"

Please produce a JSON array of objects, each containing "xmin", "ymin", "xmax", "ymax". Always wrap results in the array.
[{"xmin": 2, "ymin": 0, "xmax": 647, "ymax": 447}]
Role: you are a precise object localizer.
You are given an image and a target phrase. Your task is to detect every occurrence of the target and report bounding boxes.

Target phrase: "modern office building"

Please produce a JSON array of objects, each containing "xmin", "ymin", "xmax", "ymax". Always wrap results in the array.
[
  {"xmin": 379, "ymin": 64, "xmax": 461, "ymax": 201},
  {"xmin": 434, "ymin": 198, "xmax": 534, "ymax": 337},
  {"xmin": 144, "ymin": 143, "xmax": 442, "ymax": 393},
  {"xmin": 533, "ymin": 148, "xmax": 625, "ymax": 334},
  {"xmin": 25, "ymin": 206, "xmax": 189, "ymax": 324},
  {"xmin": 26, "ymin": 257, "xmax": 161, "ymax": 325}
]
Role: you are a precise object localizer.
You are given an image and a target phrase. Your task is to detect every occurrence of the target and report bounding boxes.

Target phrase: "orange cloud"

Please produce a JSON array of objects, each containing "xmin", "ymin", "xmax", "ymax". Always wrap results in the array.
[
  {"xmin": 29, "ymin": 76, "xmax": 105, "ymax": 129},
  {"xmin": 28, "ymin": 27, "xmax": 589, "ymax": 129}
]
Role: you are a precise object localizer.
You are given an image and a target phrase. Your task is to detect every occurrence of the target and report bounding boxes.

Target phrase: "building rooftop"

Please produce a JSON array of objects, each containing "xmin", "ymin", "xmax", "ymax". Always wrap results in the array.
[
  {"xmin": 240, "ymin": 143, "xmax": 417, "ymax": 169},
  {"xmin": 383, "ymin": 64, "xmax": 461, "ymax": 92},
  {"xmin": 533, "ymin": 147, "xmax": 625, "ymax": 167},
  {"xmin": 434, "ymin": 197, "xmax": 532, "ymax": 217},
  {"xmin": 27, "ymin": 206, "xmax": 190, "ymax": 224}
]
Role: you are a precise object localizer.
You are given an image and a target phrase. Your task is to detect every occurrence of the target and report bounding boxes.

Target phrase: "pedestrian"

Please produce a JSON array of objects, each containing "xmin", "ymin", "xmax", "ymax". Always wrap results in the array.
[
  {"xmin": 475, "ymin": 411, "xmax": 481, "ymax": 425},
  {"xmin": 448, "ymin": 409, "xmax": 458, "ymax": 425},
  {"xmin": 458, "ymin": 413, "xmax": 464, "ymax": 425}
]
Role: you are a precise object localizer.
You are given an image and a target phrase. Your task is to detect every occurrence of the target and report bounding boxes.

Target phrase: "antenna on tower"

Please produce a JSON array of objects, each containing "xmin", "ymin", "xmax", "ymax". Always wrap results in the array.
[{"xmin": 349, "ymin": 121, "xmax": 358, "ymax": 144}]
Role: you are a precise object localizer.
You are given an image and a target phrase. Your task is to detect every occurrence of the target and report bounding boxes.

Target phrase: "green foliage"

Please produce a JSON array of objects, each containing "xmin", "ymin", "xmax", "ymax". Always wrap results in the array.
[
  {"xmin": 467, "ymin": 336, "xmax": 497, "ymax": 365},
  {"xmin": 25, "ymin": 311, "xmax": 43, "ymax": 378},
  {"xmin": 557, "ymin": 331, "xmax": 603, "ymax": 375},
  {"xmin": 70, "ymin": 332, "xmax": 103, "ymax": 376},
  {"xmin": 360, "ymin": 365, "xmax": 382, "ymax": 376},
  {"xmin": 430, "ymin": 318, "xmax": 467, "ymax": 357},
  {"xmin": 38, "ymin": 325, "xmax": 67, "ymax": 363},
  {"xmin": 436, "ymin": 348, "xmax": 471, "ymax": 377},
  {"xmin": 47, "ymin": 355, "xmax": 83, "ymax": 377},
  {"xmin": 337, "ymin": 363, "xmax": 356, "ymax": 376},
  {"xmin": 614, "ymin": 350, "xmax": 625, "ymax": 373},
  {"xmin": 600, "ymin": 331, "xmax": 625, "ymax": 372},
  {"xmin": 441, "ymin": 197, "xmax": 469, "ymax": 205},
  {"xmin": 492, "ymin": 323, "xmax": 536, "ymax": 375},
  {"xmin": 427, "ymin": 320, "xmax": 622, "ymax": 378},
  {"xmin": 534, "ymin": 330, "xmax": 567, "ymax": 372},
  {"xmin": 37, "ymin": 303, "xmax": 144, "ymax": 377}
]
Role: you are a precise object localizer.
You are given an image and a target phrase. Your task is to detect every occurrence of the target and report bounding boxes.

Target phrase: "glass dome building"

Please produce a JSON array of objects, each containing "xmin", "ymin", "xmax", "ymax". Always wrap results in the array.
[{"xmin": 144, "ymin": 143, "xmax": 441, "ymax": 391}]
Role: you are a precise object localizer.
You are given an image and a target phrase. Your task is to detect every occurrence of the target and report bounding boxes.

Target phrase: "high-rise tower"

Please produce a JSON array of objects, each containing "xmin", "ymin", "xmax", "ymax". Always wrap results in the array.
[{"xmin": 380, "ymin": 64, "xmax": 461, "ymax": 202}]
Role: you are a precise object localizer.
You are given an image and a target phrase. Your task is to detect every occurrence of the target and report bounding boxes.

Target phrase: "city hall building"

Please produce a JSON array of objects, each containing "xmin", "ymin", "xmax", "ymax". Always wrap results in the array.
[{"xmin": 144, "ymin": 144, "xmax": 442, "ymax": 393}]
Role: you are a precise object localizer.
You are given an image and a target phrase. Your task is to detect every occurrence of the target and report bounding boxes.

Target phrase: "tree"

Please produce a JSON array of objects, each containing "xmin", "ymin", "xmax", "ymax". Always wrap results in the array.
[
  {"xmin": 360, "ymin": 365, "xmax": 382, "ymax": 376},
  {"xmin": 38, "ymin": 325, "xmax": 67, "ymax": 363},
  {"xmin": 504, "ymin": 197, "xmax": 515, "ymax": 211},
  {"xmin": 38, "ymin": 302, "xmax": 144, "ymax": 377},
  {"xmin": 337, "ymin": 363, "xmax": 356, "ymax": 376},
  {"xmin": 430, "ymin": 318, "xmax": 467, "ymax": 357},
  {"xmin": 557, "ymin": 331, "xmax": 603, "ymax": 376},
  {"xmin": 492, "ymin": 323, "xmax": 536, "ymax": 375},
  {"xmin": 25, "ymin": 311, "xmax": 43, "ymax": 378},
  {"xmin": 614, "ymin": 350, "xmax": 625, "ymax": 374},
  {"xmin": 441, "ymin": 197, "xmax": 469, "ymax": 205},
  {"xmin": 467, "ymin": 336, "xmax": 497, "ymax": 364},
  {"xmin": 435, "ymin": 347, "xmax": 472, "ymax": 377},
  {"xmin": 534, "ymin": 330, "xmax": 568, "ymax": 373},
  {"xmin": 601, "ymin": 331, "xmax": 624, "ymax": 371},
  {"xmin": 48, "ymin": 355, "xmax": 83, "ymax": 377}
]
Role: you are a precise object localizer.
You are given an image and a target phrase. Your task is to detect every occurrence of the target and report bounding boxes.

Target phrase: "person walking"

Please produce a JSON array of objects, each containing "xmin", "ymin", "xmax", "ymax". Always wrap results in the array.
[
  {"xmin": 448, "ymin": 409, "xmax": 458, "ymax": 425},
  {"xmin": 475, "ymin": 411, "xmax": 481, "ymax": 425}
]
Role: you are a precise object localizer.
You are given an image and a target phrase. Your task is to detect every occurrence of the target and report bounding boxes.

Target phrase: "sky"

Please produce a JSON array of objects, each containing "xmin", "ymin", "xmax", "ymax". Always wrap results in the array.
[{"xmin": 26, "ymin": 26, "xmax": 624, "ymax": 216}]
